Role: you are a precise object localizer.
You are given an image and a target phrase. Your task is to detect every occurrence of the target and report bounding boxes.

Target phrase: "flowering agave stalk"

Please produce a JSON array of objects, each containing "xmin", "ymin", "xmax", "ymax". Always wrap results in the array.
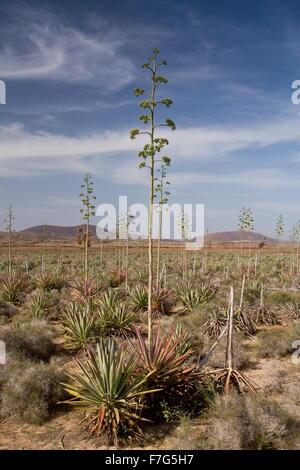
[
  {"xmin": 178, "ymin": 207, "xmax": 189, "ymax": 280},
  {"xmin": 290, "ymin": 221, "xmax": 300, "ymax": 274},
  {"xmin": 274, "ymin": 214, "xmax": 284, "ymax": 262},
  {"xmin": 4, "ymin": 205, "xmax": 15, "ymax": 275},
  {"xmin": 238, "ymin": 206, "xmax": 254, "ymax": 262},
  {"xmin": 130, "ymin": 48, "xmax": 175, "ymax": 343},
  {"xmin": 79, "ymin": 174, "xmax": 96, "ymax": 282},
  {"xmin": 155, "ymin": 163, "xmax": 170, "ymax": 289}
]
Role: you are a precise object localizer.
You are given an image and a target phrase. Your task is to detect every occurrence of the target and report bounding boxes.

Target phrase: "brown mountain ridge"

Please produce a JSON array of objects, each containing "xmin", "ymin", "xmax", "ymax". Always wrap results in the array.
[{"xmin": 0, "ymin": 225, "xmax": 277, "ymax": 244}]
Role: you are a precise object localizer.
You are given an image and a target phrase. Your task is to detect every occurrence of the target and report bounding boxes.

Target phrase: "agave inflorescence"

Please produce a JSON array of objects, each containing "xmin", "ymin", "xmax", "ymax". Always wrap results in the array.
[{"xmin": 61, "ymin": 338, "xmax": 158, "ymax": 444}]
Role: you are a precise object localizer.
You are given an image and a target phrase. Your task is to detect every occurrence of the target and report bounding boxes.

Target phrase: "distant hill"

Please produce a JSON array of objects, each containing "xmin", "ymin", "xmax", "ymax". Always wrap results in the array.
[
  {"xmin": 0, "ymin": 224, "xmax": 102, "ymax": 242},
  {"xmin": 0, "ymin": 226, "xmax": 277, "ymax": 244},
  {"xmin": 206, "ymin": 231, "xmax": 276, "ymax": 244}
]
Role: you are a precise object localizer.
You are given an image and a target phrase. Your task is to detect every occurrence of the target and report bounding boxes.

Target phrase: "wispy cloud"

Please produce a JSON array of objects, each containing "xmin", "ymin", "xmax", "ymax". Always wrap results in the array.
[
  {"xmin": 0, "ymin": 6, "xmax": 135, "ymax": 90},
  {"xmin": 8, "ymin": 100, "xmax": 133, "ymax": 116},
  {"xmin": 169, "ymin": 169, "xmax": 297, "ymax": 189},
  {"xmin": 1, "ymin": 112, "xmax": 300, "ymax": 177}
]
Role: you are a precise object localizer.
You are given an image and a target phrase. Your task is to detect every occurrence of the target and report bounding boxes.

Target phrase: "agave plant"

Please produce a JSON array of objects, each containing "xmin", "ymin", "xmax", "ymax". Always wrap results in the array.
[
  {"xmin": 108, "ymin": 268, "xmax": 126, "ymax": 287},
  {"xmin": 172, "ymin": 324, "xmax": 193, "ymax": 357},
  {"xmin": 128, "ymin": 285, "xmax": 148, "ymax": 311},
  {"xmin": 234, "ymin": 308, "xmax": 257, "ymax": 336},
  {"xmin": 252, "ymin": 305, "xmax": 280, "ymax": 326},
  {"xmin": 35, "ymin": 272, "xmax": 65, "ymax": 291},
  {"xmin": 27, "ymin": 290, "xmax": 52, "ymax": 319},
  {"xmin": 128, "ymin": 285, "xmax": 169, "ymax": 314},
  {"xmin": 202, "ymin": 308, "xmax": 227, "ymax": 339},
  {"xmin": 70, "ymin": 278, "xmax": 102, "ymax": 301},
  {"xmin": 62, "ymin": 302, "xmax": 97, "ymax": 352},
  {"xmin": 96, "ymin": 303, "xmax": 136, "ymax": 337},
  {"xmin": 0, "ymin": 274, "xmax": 28, "ymax": 304},
  {"xmin": 61, "ymin": 338, "xmax": 158, "ymax": 444},
  {"xmin": 127, "ymin": 327, "xmax": 194, "ymax": 394},
  {"xmin": 279, "ymin": 302, "xmax": 300, "ymax": 321},
  {"xmin": 96, "ymin": 288, "xmax": 123, "ymax": 310},
  {"xmin": 134, "ymin": 268, "xmax": 148, "ymax": 283},
  {"xmin": 173, "ymin": 280, "xmax": 215, "ymax": 312},
  {"xmin": 152, "ymin": 288, "xmax": 170, "ymax": 314},
  {"xmin": 244, "ymin": 280, "xmax": 270, "ymax": 303}
]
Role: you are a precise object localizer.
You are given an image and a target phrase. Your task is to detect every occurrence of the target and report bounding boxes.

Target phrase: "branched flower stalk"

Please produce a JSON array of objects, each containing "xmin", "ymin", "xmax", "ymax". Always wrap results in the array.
[
  {"xmin": 79, "ymin": 174, "xmax": 96, "ymax": 282},
  {"xmin": 274, "ymin": 214, "xmax": 284, "ymax": 263},
  {"xmin": 178, "ymin": 207, "xmax": 189, "ymax": 280},
  {"xmin": 154, "ymin": 163, "xmax": 170, "ymax": 288},
  {"xmin": 290, "ymin": 221, "xmax": 300, "ymax": 274},
  {"xmin": 238, "ymin": 207, "xmax": 254, "ymax": 266},
  {"xmin": 130, "ymin": 48, "xmax": 175, "ymax": 343},
  {"xmin": 4, "ymin": 205, "xmax": 15, "ymax": 275}
]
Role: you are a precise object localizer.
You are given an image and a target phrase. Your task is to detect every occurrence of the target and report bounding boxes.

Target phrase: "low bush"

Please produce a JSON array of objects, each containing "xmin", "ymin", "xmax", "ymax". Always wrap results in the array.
[
  {"xmin": 268, "ymin": 291, "xmax": 298, "ymax": 306},
  {"xmin": 255, "ymin": 323, "xmax": 300, "ymax": 359},
  {"xmin": 0, "ymin": 320, "xmax": 56, "ymax": 361},
  {"xmin": 1, "ymin": 358, "xmax": 67, "ymax": 424},
  {"xmin": 203, "ymin": 392, "xmax": 296, "ymax": 450}
]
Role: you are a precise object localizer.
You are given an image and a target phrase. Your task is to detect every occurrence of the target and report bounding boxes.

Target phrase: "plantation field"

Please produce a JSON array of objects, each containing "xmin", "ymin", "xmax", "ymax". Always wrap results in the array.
[{"xmin": 0, "ymin": 246, "xmax": 299, "ymax": 450}]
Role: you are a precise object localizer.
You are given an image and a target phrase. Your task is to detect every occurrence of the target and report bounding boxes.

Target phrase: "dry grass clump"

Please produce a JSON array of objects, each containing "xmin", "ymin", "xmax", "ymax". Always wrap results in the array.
[
  {"xmin": 0, "ymin": 358, "xmax": 67, "ymax": 424},
  {"xmin": 255, "ymin": 323, "xmax": 300, "ymax": 359},
  {"xmin": 0, "ymin": 320, "xmax": 56, "ymax": 361},
  {"xmin": 165, "ymin": 416, "xmax": 202, "ymax": 450},
  {"xmin": 268, "ymin": 291, "xmax": 299, "ymax": 306},
  {"xmin": 203, "ymin": 392, "xmax": 296, "ymax": 450}
]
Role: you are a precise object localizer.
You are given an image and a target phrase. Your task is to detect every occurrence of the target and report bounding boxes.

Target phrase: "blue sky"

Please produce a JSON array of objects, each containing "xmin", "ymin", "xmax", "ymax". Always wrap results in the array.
[{"xmin": 1, "ymin": 0, "xmax": 300, "ymax": 237}]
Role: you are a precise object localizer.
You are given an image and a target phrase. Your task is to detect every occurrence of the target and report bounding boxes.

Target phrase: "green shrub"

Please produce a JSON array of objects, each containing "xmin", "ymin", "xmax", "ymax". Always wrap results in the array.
[
  {"xmin": 1, "ymin": 358, "xmax": 67, "ymax": 424},
  {"xmin": 0, "ymin": 301, "xmax": 17, "ymax": 318},
  {"xmin": 255, "ymin": 324, "xmax": 300, "ymax": 359},
  {"xmin": 204, "ymin": 393, "xmax": 296, "ymax": 450},
  {"xmin": 0, "ymin": 320, "xmax": 56, "ymax": 361},
  {"xmin": 268, "ymin": 291, "xmax": 298, "ymax": 306}
]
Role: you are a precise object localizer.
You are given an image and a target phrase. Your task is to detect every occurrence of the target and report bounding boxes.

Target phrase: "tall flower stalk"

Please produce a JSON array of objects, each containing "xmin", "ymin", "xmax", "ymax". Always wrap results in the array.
[
  {"xmin": 155, "ymin": 163, "xmax": 170, "ymax": 288},
  {"xmin": 130, "ymin": 48, "xmax": 175, "ymax": 343},
  {"xmin": 79, "ymin": 174, "xmax": 96, "ymax": 282},
  {"xmin": 238, "ymin": 207, "xmax": 254, "ymax": 259},
  {"xmin": 4, "ymin": 205, "xmax": 15, "ymax": 275},
  {"xmin": 274, "ymin": 214, "xmax": 284, "ymax": 262}
]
